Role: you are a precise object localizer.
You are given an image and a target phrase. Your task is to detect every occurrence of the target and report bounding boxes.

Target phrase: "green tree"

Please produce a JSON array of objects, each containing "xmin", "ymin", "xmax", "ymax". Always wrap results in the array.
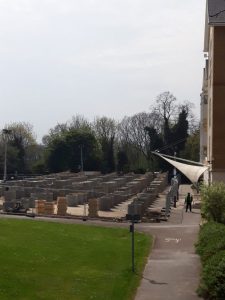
[
  {"xmin": 42, "ymin": 115, "xmax": 91, "ymax": 146},
  {"xmin": 172, "ymin": 106, "xmax": 189, "ymax": 155},
  {"xmin": 46, "ymin": 136, "xmax": 71, "ymax": 172},
  {"xmin": 144, "ymin": 126, "xmax": 164, "ymax": 171},
  {"xmin": 117, "ymin": 149, "xmax": 129, "ymax": 173},
  {"xmin": 42, "ymin": 123, "xmax": 68, "ymax": 146},
  {"xmin": 93, "ymin": 117, "xmax": 117, "ymax": 173},
  {"xmin": 181, "ymin": 128, "xmax": 200, "ymax": 162},
  {"xmin": 201, "ymin": 182, "xmax": 225, "ymax": 224},
  {"xmin": 46, "ymin": 129, "xmax": 101, "ymax": 173},
  {"xmin": 0, "ymin": 122, "xmax": 37, "ymax": 174}
]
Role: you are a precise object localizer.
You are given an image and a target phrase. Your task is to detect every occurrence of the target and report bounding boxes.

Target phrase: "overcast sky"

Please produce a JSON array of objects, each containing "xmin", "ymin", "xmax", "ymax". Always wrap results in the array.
[{"xmin": 0, "ymin": 0, "xmax": 206, "ymax": 141}]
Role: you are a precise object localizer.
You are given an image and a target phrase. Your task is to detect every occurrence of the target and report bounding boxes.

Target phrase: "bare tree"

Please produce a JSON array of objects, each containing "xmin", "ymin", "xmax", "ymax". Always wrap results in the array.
[
  {"xmin": 154, "ymin": 91, "xmax": 177, "ymax": 121},
  {"xmin": 93, "ymin": 117, "xmax": 117, "ymax": 141},
  {"xmin": 118, "ymin": 112, "xmax": 154, "ymax": 159},
  {"xmin": 69, "ymin": 115, "xmax": 91, "ymax": 131}
]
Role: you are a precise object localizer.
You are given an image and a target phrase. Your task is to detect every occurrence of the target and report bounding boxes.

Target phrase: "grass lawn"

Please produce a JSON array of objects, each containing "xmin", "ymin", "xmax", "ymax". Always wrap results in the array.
[{"xmin": 0, "ymin": 219, "xmax": 152, "ymax": 300}]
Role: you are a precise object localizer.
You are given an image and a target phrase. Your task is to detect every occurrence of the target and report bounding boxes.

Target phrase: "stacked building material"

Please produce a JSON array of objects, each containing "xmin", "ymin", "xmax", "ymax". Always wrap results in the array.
[
  {"xmin": 57, "ymin": 197, "xmax": 67, "ymax": 215},
  {"xmin": 15, "ymin": 189, "xmax": 25, "ymax": 199},
  {"xmin": 127, "ymin": 172, "xmax": 168, "ymax": 220},
  {"xmin": 31, "ymin": 192, "xmax": 54, "ymax": 202},
  {"xmin": 66, "ymin": 194, "xmax": 79, "ymax": 207},
  {"xmin": 88, "ymin": 199, "xmax": 99, "ymax": 218},
  {"xmin": 44, "ymin": 202, "xmax": 55, "ymax": 215},
  {"xmin": 35, "ymin": 200, "xmax": 46, "ymax": 214},
  {"xmin": 102, "ymin": 181, "xmax": 117, "ymax": 193},
  {"xmin": 19, "ymin": 198, "xmax": 30, "ymax": 209},
  {"xmin": 98, "ymin": 195, "xmax": 113, "ymax": 211},
  {"xmin": 3, "ymin": 190, "xmax": 16, "ymax": 201},
  {"xmin": 1, "ymin": 188, "xmax": 15, "ymax": 211},
  {"xmin": 54, "ymin": 179, "xmax": 73, "ymax": 189},
  {"xmin": 113, "ymin": 177, "xmax": 127, "ymax": 188},
  {"xmin": 85, "ymin": 171, "xmax": 101, "ymax": 178}
]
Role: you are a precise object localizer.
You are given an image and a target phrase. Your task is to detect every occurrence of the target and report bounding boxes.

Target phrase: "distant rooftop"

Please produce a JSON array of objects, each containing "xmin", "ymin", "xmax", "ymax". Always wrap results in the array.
[{"xmin": 208, "ymin": 0, "xmax": 225, "ymax": 25}]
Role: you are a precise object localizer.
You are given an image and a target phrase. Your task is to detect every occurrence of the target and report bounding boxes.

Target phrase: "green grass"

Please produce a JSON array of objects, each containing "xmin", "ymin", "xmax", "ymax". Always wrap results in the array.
[{"xmin": 0, "ymin": 219, "xmax": 152, "ymax": 300}]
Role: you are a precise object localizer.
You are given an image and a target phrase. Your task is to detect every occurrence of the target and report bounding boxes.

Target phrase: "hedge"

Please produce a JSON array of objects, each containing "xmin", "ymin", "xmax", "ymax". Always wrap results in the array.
[{"xmin": 196, "ymin": 222, "xmax": 225, "ymax": 299}]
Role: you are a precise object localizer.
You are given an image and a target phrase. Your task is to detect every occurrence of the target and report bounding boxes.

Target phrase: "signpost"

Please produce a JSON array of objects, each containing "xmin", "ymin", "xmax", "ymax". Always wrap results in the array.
[{"xmin": 126, "ymin": 213, "xmax": 140, "ymax": 272}]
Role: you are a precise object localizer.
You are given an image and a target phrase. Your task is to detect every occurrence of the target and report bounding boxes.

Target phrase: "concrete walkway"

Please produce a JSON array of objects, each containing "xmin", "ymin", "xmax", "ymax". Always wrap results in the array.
[{"xmin": 135, "ymin": 185, "xmax": 202, "ymax": 300}]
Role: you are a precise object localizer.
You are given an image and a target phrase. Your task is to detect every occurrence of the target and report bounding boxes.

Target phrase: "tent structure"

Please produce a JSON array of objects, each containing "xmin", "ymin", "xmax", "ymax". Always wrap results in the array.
[{"xmin": 152, "ymin": 152, "xmax": 209, "ymax": 185}]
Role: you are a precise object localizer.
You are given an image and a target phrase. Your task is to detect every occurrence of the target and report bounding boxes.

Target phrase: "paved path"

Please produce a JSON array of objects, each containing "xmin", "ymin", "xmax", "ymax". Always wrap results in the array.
[{"xmin": 135, "ymin": 185, "xmax": 202, "ymax": 300}]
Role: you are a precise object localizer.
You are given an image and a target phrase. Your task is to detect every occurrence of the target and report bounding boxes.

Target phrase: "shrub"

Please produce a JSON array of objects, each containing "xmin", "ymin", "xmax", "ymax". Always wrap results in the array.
[
  {"xmin": 196, "ymin": 222, "xmax": 225, "ymax": 263},
  {"xmin": 196, "ymin": 222, "xmax": 225, "ymax": 299},
  {"xmin": 199, "ymin": 250, "xmax": 225, "ymax": 300},
  {"xmin": 200, "ymin": 183, "xmax": 225, "ymax": 224}
]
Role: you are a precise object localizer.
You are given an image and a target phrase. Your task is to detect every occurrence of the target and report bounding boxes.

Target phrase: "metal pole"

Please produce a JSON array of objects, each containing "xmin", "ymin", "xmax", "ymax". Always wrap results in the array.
[
  {"xmin": 3, "ymin": 138, "xmax": 7, "ymax": 182},
  {"xmin": 2, "ymin": 129, "xmax": 11, "ymax": 182},
  {"xmin": 131, "ymin": 219, "xmax": 135, "ymax": 272},
  {"xmin": 80, "ymin": 145, "xmax": 84, "ymax": 172}
]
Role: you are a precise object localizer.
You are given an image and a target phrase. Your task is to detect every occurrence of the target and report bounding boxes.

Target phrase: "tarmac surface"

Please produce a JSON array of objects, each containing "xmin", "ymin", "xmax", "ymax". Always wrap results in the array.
[
  {"xmin": 0, "ymin": 184, "xmax": 201, "ymax": 300},
  {"xmin": 135, "ymin": 184, "xmax": 202, "ymax": 300}
]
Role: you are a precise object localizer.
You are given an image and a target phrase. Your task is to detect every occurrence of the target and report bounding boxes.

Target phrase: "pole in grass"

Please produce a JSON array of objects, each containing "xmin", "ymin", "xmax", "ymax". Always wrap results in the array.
[
  {"xmin": 130, "ymin": 218, "xmax": 135, "ymax": 273},
  {"xmin": 126, "ymin": 213, "xmax": 140, "ymax": 272}
]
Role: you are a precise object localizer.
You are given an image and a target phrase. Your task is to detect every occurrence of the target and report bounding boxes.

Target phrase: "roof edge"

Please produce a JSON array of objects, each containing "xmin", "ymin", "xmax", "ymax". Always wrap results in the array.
[{"xmin": 204, "ymin": 0, "xmax": 209, "ymax": 52}]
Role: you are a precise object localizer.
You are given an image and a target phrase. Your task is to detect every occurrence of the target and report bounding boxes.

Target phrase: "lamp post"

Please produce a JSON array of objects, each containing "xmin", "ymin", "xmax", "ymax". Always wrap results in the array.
[
  {"xmin": 79, "ymin": 144, "xmax": 87, "ymax": 220},
  {"xmin": 80, "ymin": 145, "xmax": 84, "ymax": 172},
  {"xmin": 2, "ymin": 129, "xmax": 11, "ymax": 182}
]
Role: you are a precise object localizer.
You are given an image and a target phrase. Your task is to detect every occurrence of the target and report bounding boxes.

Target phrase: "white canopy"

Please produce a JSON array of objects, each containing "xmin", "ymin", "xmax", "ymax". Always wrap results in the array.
[{"xmin": 155, "ymin": 153, "xmax": 208, "ymax": 184}]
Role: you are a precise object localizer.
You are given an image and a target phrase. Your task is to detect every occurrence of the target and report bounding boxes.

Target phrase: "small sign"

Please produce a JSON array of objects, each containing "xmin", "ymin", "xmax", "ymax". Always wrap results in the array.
[{"xmin": 126, "ymin": 214, "xmax": 141, "ymax": 221}]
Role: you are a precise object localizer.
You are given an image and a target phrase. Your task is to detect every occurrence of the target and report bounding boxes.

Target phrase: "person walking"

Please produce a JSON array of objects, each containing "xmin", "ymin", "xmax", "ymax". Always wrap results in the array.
[{"xmin": 185, "ymin": 192, "xmax": 193, "ymax": 212}]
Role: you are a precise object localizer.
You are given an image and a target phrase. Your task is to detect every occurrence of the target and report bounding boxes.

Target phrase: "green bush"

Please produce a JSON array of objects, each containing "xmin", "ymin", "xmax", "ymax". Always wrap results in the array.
[
  {"xmin": 196, "ymin": 222, "xmax": 225, "ymax": 299},
  {"xmin": 199, "ymin": 251, "xmax": 225, "ymax": 300},
  {"xmin": 200, "ymin": 183, "xmax": 225, "ymax": 224},
  {"xmin": 196, "ymin": 222, "xmax": 225, "ymax": 263}
]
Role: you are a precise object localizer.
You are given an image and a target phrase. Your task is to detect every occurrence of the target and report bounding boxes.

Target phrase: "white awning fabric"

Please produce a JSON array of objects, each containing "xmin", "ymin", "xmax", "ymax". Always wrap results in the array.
[{"xmin": 156, "ymin": 154, "xmax": 208, "ymax": 184}]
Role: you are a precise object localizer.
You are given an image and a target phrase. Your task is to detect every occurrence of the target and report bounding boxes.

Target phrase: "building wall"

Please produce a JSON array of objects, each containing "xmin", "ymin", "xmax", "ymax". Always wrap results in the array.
[
  {"xmin": 202, "ymin": 2, "xmax": 225, "ymax": 183},
  {"xmin": 212, "ymin": 26, "xmax": 225, "ymax": 171},
  {"xmin": 207, "ymin": 27, "xmax": 214, "ymax": 167},
  {"xmin": 200, "ymin": 60, "xmax": 208, "ymax": 164},
  {"xmin": 211, "ymin": 171, "xmax": 225, "ymax": 182}
]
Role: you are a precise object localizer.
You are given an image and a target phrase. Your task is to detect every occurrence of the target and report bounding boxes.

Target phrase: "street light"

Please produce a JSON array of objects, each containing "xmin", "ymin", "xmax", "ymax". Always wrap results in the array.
[
  {"xmin": 80, "ymin": 145, "xmax": 84, "ymax": 172},
  {"xmin": 2, "ymin": 129, "xmax": 12, "ymax": 182}
]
